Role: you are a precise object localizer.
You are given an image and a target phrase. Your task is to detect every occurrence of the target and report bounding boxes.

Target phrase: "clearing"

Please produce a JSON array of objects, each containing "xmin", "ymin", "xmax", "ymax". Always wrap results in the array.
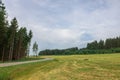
[{"xmin": 0, "ymin": 53, "xmax": 120, "ymax": 80}]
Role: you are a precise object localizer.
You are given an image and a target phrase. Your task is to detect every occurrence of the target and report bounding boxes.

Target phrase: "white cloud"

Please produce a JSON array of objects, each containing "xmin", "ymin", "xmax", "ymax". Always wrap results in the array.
[{"xmin": 3, "ymin": 0, "xmax": 120, "ymax": 51}]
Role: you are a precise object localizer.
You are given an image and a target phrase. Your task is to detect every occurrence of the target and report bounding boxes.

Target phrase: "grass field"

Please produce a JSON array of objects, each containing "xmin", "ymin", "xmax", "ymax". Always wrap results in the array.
[{"xmin": 0, "ymin": 53, "xmax": 120, "ymax": 80}]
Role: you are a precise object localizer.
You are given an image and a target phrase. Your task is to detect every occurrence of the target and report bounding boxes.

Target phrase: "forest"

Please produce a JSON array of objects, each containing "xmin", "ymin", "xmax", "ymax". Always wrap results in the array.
[
  {"xmin": 39, "ymin": 36, "xmax": 120, "ymax": 55},
  {"xmin": 0, "ymin": 1, "xmax": 33, "ymax": 62}
]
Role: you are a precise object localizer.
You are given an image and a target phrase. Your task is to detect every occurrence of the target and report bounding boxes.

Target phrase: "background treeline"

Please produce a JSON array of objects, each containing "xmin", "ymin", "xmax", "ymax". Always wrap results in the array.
[
  {"xmin": 39, "ymin": 36, "xmax": 120, "ymax": 55},
  {"xmin": 39, "ymin": 47, "xmax": 78, "ymax": 55},
  {"xmin": 87, "ymin": 37, "xmax": 120, "ymax": 49},
  {"xmin": 0, "ymin": 1, "xmax": 33, "ymax": 61}
]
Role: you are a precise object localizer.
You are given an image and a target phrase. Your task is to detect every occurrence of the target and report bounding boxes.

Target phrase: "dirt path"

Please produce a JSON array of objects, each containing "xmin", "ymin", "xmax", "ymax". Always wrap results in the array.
[{"xmin": 0, "ymin": 58, "xmax": 53, "ymax": 67}]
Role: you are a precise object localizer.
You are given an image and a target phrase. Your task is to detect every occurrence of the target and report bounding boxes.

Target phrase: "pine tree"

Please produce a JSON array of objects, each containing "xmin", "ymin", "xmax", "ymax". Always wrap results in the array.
[
  {"xmin": 27, "ymin": 30, "xmax": 33, "ymax": 57},
  {"xmin": 0, "ymin": 0, "xmax": 33, "ymax": 62},
  {"xmin": 8, "ymin": 18, "xmax": 18, "ymax": 61},
  {"xmin": 0, "ymin": 0, "xmax": 8, "ymax": 61}
]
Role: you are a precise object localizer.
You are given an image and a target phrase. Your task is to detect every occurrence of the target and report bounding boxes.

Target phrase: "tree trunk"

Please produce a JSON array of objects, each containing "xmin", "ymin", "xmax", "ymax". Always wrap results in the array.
[
  {"xmin": 9, "ymin": 39, "xmax": 14, "ymax": 61},
  {"xmin": 2, "ymin": 46, "xmax": 5, "ymax": 62},
  {"xmin": 17, "ymin": 40, "xmax": 21, "ymax": 60},
  {"xmin": 9, "ymin": 46, "xmax": 12, "ymax": 61}
]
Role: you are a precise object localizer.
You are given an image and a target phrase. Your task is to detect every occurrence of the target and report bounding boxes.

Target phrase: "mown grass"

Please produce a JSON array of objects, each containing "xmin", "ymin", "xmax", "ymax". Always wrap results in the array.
[{"xmin": 0, "ymin": 53, "xmax": 120, "ymax": 80}]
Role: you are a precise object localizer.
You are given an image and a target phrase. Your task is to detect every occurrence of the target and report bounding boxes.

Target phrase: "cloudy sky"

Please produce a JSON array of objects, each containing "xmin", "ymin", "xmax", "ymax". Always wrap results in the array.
[{"xmin": 3, "ymin": 0, "xmax": 120, "ymax": 52}]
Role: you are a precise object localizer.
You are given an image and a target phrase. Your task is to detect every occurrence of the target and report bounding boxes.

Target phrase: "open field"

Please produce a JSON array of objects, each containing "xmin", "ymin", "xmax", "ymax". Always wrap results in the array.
[{"xmin": 0, "ymin": 53, "xmax": 120, "ymax": 80}]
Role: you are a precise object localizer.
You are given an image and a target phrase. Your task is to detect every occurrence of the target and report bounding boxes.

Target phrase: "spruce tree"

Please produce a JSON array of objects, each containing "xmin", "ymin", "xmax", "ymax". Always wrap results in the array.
[
  {"xmin": 8, "ymin": 18, "xmax": 18, "ymax": 61},
  {"xmin": 0, "ymin": 0, "xmax": 8, "ymax": 61}
]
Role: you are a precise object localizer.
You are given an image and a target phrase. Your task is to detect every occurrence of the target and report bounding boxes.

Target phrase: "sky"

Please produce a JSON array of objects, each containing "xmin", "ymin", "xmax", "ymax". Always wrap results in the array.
[{"xmin": 3, "ymin": 0, "xmax": 120, "ymax": 52}]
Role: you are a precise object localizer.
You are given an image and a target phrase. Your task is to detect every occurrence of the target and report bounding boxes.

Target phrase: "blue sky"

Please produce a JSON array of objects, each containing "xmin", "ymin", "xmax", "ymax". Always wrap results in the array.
[{"xmin": 3, "ymin": 0, "xmax": 120, "ymax": 52}]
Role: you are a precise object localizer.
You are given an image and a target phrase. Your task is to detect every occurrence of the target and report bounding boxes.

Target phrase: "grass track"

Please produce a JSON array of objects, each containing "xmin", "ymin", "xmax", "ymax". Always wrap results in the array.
[{"xmin": 0, "ymin": 53, "xmax": 120, "ymax": 80}]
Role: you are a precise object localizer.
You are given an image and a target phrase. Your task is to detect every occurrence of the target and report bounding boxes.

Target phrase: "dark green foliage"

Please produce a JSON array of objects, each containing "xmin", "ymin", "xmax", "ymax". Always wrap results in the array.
[
  {"xmin": 39, "ymin": 36, "xmax": 120, "ymax": 55},
  {"xmin": 87, "ymin": 36, "xmax": 120, "ymax": 50},
  {"xmin": 27, "ymin": 30, "xmax": 33, "ymax": 57},
  {"xmin": 0, "ymin": 0, "xmax": 33, "ymax": 61},
  {"xmin": 98, "ymin": 40, "xmax": 104, "ymax": 49},
  {"xmin": 8, "ymin": 18, "xmax": 18, "ymax": 61},
  {"xmin": 87, "ymin": 40, "xmax": 98, "ymax": 49},
  {"xmin": 0, "ymin": 0, "xmax": 8, "ymax": 61},
  {"xmin": 39, "ymin": 47, "xmax": 78, "ymax": 55}
]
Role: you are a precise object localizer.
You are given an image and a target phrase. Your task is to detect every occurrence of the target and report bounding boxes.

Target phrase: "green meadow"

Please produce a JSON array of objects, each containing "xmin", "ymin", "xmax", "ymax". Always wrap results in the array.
[{"xmin": 0, "ymin": 53, "xmax": 120, "ymax": 80}]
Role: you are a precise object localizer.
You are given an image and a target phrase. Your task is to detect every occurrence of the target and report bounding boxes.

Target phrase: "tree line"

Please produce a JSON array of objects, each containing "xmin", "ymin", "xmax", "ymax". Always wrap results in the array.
[
  {"xmin": 0, "ymin": 1, "xmax": 33, "ymax": 61},
  {"xmin": 87, "ymin": 37, "xmax": 120, "ymax": 50},
  {"xmin": 39, "ymin": 36, "xmax": 120, "ymax": 55},
  {"xmin": 39, "ymin": 47, "xmax": 78, "ymax": 55}
]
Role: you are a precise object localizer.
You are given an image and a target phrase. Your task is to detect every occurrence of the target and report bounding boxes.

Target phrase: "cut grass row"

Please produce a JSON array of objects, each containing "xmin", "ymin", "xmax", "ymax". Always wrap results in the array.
[{"xmin": 0, "ymin": 53, "xmax": 120, "ymax": 80}]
